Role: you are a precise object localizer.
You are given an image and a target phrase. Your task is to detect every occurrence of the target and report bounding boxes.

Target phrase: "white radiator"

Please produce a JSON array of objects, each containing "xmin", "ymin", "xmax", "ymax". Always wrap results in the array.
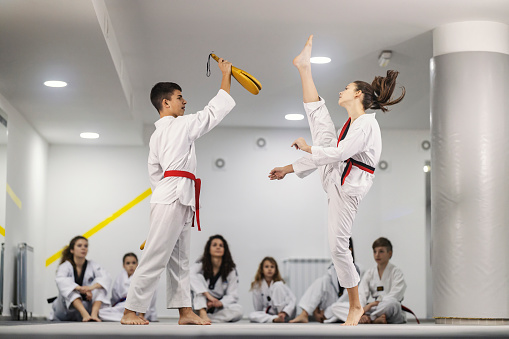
[
  {"xmin": 281, "ymin": 258, "xmax": 332, "ymax": 303},
  {"xmin": 11, "ymin": 243, "xmax": 33, "ymax": 320}
]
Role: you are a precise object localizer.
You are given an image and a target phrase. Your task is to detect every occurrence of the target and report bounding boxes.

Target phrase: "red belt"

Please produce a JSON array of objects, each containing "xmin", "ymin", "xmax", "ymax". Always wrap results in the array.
[
  {"xmin": 164, "ymin": 170, "xmax": 202, "ymax": 231},
  {"xmin": 337, "ymin": 117, "xmax": 375, "ymax": 185}
]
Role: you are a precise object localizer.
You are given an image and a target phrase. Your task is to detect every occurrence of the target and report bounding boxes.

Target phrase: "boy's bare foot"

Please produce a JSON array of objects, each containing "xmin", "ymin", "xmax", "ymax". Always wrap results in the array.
[
  {"xmin": 342, "ymin": 306, "xmax": 364, "ymax": 326},
  {"xmin": 293, "ymin": 35, "xmax": 313, "ymax": 69},
  {"xmin": 82, "ymin": 315, "xmax": 92, "ymax": 322},
  {"xmin": 139, "ymin": 314, "xmax": 148, "ymax": 323},
  {"xmin": 359, "ymin": 315, "xmax": 372, "ymax": 324},
  {"xmin": 289, "ymin": 312, "xmax": 309, "ymax": 323},
  {"xmin": 89, "ymin": 315, "xmax": 101, "ymax": 322},
  {"xmin": 373, "ymin": 314, "xmax": 387, "ymax": 324},
  {"xmin": 121, "ymin": 310, "xmax": 149, "ymax": 325},
  {"xmin": 179, "ymin": 308, "xmax": 211, "ymax": 325},
  {"xmin": 273, "ymin": 314, "xmax": 285, "ymax": 323}
]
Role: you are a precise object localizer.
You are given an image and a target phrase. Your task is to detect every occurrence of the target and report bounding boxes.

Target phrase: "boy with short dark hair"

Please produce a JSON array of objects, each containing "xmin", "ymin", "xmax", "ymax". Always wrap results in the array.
[
  {"xmin": 121, "ymin": 58, "xmax": 235, "ymax": 325},
  {"xmin": 358, "ymin": 237, "xmax": 407, "ymax": 324}
]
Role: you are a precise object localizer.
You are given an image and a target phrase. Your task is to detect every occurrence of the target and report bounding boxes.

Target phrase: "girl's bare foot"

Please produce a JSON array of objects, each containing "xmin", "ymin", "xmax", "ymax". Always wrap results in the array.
[
  {"xmin": 139, "ymin": 314, "xmax": 148, "ymax": 323},
  {"xmin": 121, "ymin": 310, "xmax": 149, "ymax": 325},
  {"xmin": 293, "ymin": 35, "xmax": 313, "ymax": 69},
  {"xmin": 179, "ymin": 308, "xmax": 211, "ymax": 325},
  {"xmin": 373, "ymin": 314, "xmax": 387, "ymax": 324},
  {"xmin": 289, "ymin": 312, "xmax": 309, "ymax": 323},
  {"xmin": 342, "ymin": 306, "xmax": 364, "ymax": 326},
  {"xmin": 82, "ymin": 315, "xmax": 92, "ymax": 322},
  {"xmin": 89, "ymin": 315, "xmax": 101, "ymax": 322}
]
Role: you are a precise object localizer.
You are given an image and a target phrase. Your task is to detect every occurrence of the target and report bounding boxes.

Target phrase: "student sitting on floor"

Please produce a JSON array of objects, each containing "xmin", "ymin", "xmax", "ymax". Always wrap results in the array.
[
  {"xmin": 359, "ymin": 237, "xmax": 407, "ymax": 324},
  {"xmin": 50, "ymin": 236, "xmax": 111, "ymax": 322},
  {"xmin": 249, "ymin": 257, "xmax": 297, "ymax": 323},
  {"xmin": 99, "ymin": 252, "xmax": 157, "ymax": 322},
  {"xmin": 191, "ymin": 235, "xmax": 243, "ymax": 323},
  {"xmin": 290, "ymin": 239, "xmax": 360, "ymax": 323}
]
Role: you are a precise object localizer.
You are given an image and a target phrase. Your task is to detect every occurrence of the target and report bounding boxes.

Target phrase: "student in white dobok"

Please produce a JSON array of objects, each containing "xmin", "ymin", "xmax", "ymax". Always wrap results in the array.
[
  {"xmin": 50, "ymin": 236, "xmax": 111, "ymax": 322},
  {"xmin": 121, "ymin": 58, "xmax": 235, "ymax": 325},
  {"xmin": 359, "ymin": 237, "xmax": 407, "ymax": 324},
  {"xmin": 291, "ymin": 239, "xmax": 360, "ymax": 323},
  {"xmin": 191, "ymin": 235, "xmax": 243, "ymax": 323},
  {"xmin": 269, "ymin": 35, "xmax": 405, "ymax": 325},
  {"xmin": 99, "ymin": 253, "xmax": 157, "ymax": 322},
  {"xmin": 249, "ymin": 257, "xmax": 296, "ymax": 323}
]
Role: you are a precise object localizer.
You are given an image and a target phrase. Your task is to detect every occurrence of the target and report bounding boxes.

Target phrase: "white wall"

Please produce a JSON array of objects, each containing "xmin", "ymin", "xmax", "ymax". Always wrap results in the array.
[
  {"xmin": 0, "ymin": 93, "xmax": 48, "ymax": 317},
  {"xmin": 44, "ymin": 126, "xmax": 430, "ymax": 319}
]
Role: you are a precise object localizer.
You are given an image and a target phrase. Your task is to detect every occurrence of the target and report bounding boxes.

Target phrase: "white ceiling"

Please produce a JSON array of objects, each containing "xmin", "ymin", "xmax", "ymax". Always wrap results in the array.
[{"xmin": 1, "ymin": 0, "xmax": 508, "ymax": 145}]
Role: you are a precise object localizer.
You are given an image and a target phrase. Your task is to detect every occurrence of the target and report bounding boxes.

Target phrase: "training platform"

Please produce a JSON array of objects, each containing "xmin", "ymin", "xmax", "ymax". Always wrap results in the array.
[{"xmin": 1, "ymin": 318, "xmax": 509, "ymax": 339}]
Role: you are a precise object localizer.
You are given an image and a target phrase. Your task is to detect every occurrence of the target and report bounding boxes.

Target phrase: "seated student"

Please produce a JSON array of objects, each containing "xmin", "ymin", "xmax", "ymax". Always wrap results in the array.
[
  {"xmin": 50, "ymin": 236, "xmax": 111, "ymax": 322},
  {"xmin": 358, "ymin": 237, "xmax": 407, "ymax": 324},
  {"xmin": 249, "ymin": 257, "xmax": 297, "ymax": 323},
  {"xmin": 99, "ymin": 253, "xmax": 157, "ymax": 322},
  {"xmin": 191, "ymin": 235, "xmax": 243, "ymax": 323},
  {"xmin": 291, "ymin": 239, "xmax": 359, "ymax": 323}
]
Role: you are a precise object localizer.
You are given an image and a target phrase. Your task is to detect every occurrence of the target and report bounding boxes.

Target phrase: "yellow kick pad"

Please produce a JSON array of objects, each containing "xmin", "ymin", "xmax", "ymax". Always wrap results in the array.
[{"xmin": 210, "ymin": 54, "xmax": 262, "ymax": 95}]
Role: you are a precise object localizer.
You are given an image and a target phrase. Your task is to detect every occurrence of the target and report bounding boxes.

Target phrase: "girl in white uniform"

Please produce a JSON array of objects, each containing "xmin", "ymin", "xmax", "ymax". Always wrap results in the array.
[
  {"xmin": 249, "ymin": 257, "xmax": 296, "ymax": 323},
  {"xmin": 99, "ymin": 253, "xmax": 157, "ymax": 322},
  {"xmin": 269, "ymin": 35, "xmax": 405, "ymax": 326},
  {"xmin": 191, "ymin": 235, "xmax": 243, "ymax": 323},
  {"xmin": 50, "ymin": 236, "xmax": 111, "ymax": 322},
  {"xmin": 359, "ymin": 237, "xmax": 406, "ymax": 324},
  {"xmin": 122, "ymin": 59, "xmax": 235, "ymax": 325}
]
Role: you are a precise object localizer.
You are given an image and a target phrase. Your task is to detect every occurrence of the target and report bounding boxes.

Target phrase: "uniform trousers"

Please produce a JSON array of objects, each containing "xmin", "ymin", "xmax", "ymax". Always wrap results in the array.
[
  {"xmin": 125, "ymin": 201, "xmax": 193, "ymax": 312},
  {"xmin": 193, "ymin": 294, "xmax": 244, "ymax": 323},
  {"xmin": 51, "ymin": 288, "xmax": 108, "ymax": 321},
  {"xmin": 366, "ymin": 300, "xmax": 406, "ymax": 323},
  {"xmin": 305, "ymin": 103, "xmax": 363, "ymax": 289}
]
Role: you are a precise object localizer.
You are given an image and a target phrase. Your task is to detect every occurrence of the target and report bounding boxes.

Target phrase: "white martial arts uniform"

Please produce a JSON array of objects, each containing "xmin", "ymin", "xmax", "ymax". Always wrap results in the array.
[
  {"xmin": 292, "ymin": 98, "xmax": 381, "ymax": 288},
  {"xmin": 50, "ymin": 260, "xmax": 111, "ymax": 321},
  {"xmin": 298, "ymin": 263, "xmax": 360, "ymax": 323},
  {"xmin": 125, "ymin": 89, "xmax": 235, "ymax": 313},
  {"xmin": 99, "ymin": 270, "xmax": 157, "ymax": 322},
  {"xmin": 359, "ymin": 262, "xmax": 407, "ymax": 323},
  {"xmin": 190, "ymin": 262, "xmax": 244, "ymax": 322},
  {"xmin": 249, "ymin": 280, "xmax": 297, "ymax": 323}
]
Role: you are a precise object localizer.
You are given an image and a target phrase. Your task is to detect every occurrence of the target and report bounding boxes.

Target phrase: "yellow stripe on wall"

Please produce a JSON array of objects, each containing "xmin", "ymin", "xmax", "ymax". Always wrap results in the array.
[
  {"xmin": 6, "ymin": 183, "xmax": 22, "ymax": 210},
  {"xmin": 0, "ymin": 225, "xmax": 5, "ymax": 237},
  {"xmin": 45, "ymin": 188, "xmax": 152, "ymax": 267}
]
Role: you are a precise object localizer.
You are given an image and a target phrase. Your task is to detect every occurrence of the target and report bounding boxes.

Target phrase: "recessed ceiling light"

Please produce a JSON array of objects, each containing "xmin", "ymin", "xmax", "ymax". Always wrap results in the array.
[
  {"xmin": 80, "ymin": 132, "xmax": 99, "ymax": 139},
  {"xmin": 285, "ymin": 114, "xmax": 304, "ymax": 121},
  {"xmin": 310, "ymin": 57, "xmax": 331, "ymax": 64},
  {"xmin": 44, "ymin": 80, "xmax": 67, "ymax": 88}
]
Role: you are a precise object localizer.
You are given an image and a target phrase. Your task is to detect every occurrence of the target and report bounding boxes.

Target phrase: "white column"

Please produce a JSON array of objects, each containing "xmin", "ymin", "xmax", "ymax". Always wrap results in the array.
[{"xmin": 431, "ymin": 21, "xmax": 509, "ymax": 324}]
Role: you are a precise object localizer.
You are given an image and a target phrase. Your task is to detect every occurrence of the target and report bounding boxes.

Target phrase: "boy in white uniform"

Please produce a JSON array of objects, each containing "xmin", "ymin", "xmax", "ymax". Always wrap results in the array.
[
  {"xmin": 359, "ymin": 237, "xmax": 407, "ymax": 324},
  {"xmin": 121, "ymin": 58, "xmax": 235, "ymax": 325},
  {"xmin": 269, "ymin": 35, "xmax": 404, "ymax": 325}
]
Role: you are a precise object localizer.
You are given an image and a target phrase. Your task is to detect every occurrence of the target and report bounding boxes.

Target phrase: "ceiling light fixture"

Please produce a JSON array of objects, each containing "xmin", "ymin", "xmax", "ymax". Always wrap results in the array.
[
  {"xmin": 378, "ymin": 51, "xmax": 392, "ymax": 67},
  {"xmin": 80, "ymin": 132, "xmax": 99, "ymax": 139},
  {"xmin": 44, "ymin": 80, "xmax": 67, "ymax": 88},
  {"xmin": 285, "ymin": 114, "xmax": 304, "ymax": 121},
  {"xmin": 310, "ymin": 57, "xmax": 331, "ymax": 64}
]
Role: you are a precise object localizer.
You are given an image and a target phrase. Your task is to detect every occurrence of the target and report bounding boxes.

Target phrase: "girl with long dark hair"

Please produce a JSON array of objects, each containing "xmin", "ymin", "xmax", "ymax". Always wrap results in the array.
[
  {"xmin": 269, "ymin": 35, "xmax": 405, "ymax": 326},
  {"xmin": 50, "ymin": 236, "xmax": 111, "ymax": 322},
  {"xmin": 190, "ymin": 235, "xmax": 243, "ymax": 323},
  {"xmin": 249, "ymin": 257, "xmax": 296, "ymax": 323}
]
